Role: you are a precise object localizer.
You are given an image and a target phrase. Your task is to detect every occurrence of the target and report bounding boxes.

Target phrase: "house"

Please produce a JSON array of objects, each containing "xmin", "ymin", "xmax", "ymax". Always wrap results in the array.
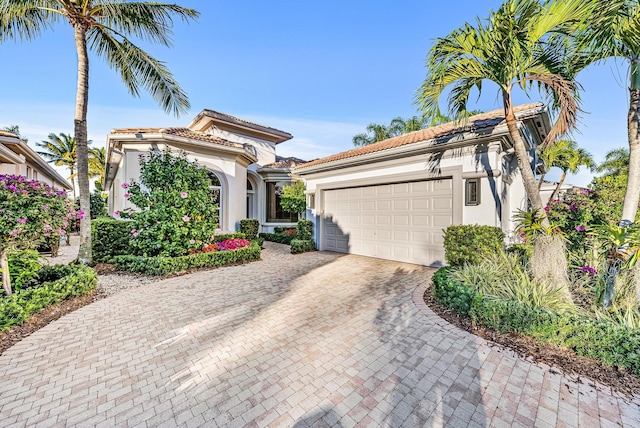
[
  {"xmin": 539, "ymin": 180, "xmax": 574, "ymax": 206},
  {"xmin": 103, "ymin": 110, "xmax": 305, "ymax": 232},
  {"xmin": 295, "ymin": 103, "xmax": 552, "ymax": 266},
  {"xmin": 0, "ymin": 130, "xmax": 73, "ymax": 191}
]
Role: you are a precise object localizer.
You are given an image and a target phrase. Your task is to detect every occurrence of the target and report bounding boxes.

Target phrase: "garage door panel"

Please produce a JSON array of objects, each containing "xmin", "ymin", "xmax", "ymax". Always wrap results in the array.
[{"xmin": 321, "ymin": 179, "xmax": 452, "ymax": 265}]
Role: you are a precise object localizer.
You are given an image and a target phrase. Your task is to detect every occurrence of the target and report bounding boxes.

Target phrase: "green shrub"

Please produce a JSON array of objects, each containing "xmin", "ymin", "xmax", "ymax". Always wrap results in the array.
[
  {"xmin": 113, "ymin": 242, "xmax": 261, "ymax": 275},
  {"xmin": 296, "ymin": 219, "xmax": 313, "ymax": 241},
  {"xmin": 433, "ymin": 267, "xmax": 640, "ymax": 376},
  {"xmin": 239, "ymin": 219, "xmax": 259, "ymax": 240},
  {"xmin": 92, "ymin": 217, "xmax": 133, "ymax": 262},
  {"xmin": 506, "ymin": 243, "xmax": 533, "ymax": 265},
  {"xmin": 291, "ymin": 239, "xmax": 315, "ymax": 254},
  {"xmin": 443, "ymin": 225, "xmax": 505, "ymax": 266},
  {"xmin": 253, "ymin": 237, "xmax": 265, "ymax": 247},
  {"xmin": 259, "ymin": 232, "xmax": 296, "ymax": 245},
  {"xmin": 0, "ymin": 264, "xmax": 97, "ymax": 331},
  {"xmin": 4, "ymin": 250, "xmax": 42, "ymax": 291}
]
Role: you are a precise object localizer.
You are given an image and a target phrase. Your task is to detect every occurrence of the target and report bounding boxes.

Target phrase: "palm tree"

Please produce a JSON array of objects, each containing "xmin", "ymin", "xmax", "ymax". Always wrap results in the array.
[
  {"xmin": 597, "ymin": 147, "xmax": 630, "ymax": 177},
  {"xmin": 579, "ymin": 1, "xmax": 640, "ymax": 224},
  {"xmin": 1, "ymin": 125, "xmax": 27, "ymax": 144},
  {"xmin": 0, "ymin": 1, "xmax": 199, "ymax": 264},
  {"xmin": 88, "ymin": 146, "xmax": 106, "ymax": 191},
  {"xmin": 549, "ymin": 145, "xmax": 596, "ymax": 200},
  {"xmin": 36, "ymin": 133, "xmax": 82, "ymax": 201},
  {"xmin": 416, "ymin": 0, "xmax": 595, "ymax": 218},
  {"xmin": 537, "ymin": 140, "xmax": 574, "ymax": 190},
  {"xmin": 353, "ymin": 112, "xmax": 456, "ymax": 147}
]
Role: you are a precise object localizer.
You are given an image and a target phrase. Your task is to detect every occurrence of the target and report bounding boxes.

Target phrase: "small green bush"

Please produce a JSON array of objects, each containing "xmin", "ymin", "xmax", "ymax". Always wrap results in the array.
[
  {"xmin": 296, "ymin": 219, "xmax": 313, "ymax": 241},
  {"xmin": 443, "ymin": 225, "xmax": 505, "ymax": 266},
  {"xmin": 506, "ymin": 243, "xmax": 533, "ymax": 265},
  {"xmin": 239, "ymin": 219, "xmax": 259, "ymax": 240},
  {"xmin": 4, "ymin": 250, "xmax": 42, "ymax": 291},
  {"xmin": 113, "ymin": 242, "xmax": 260, "ymax": 275},
  {"xmin": 291, "ymin": 239, "xmax": 315, "ymax": 254},
  {"xmin": 432, "ymin": 267, "xmax": 640, "ymax": 376},
  {"xmin": 259, "ymin": 232, "xmax": 296, "ymax": 245},
  {"xmin": 0, "ymin": 264, "xmax": 97, "ymax": 331},
  {"xmin": 92, "ymin": 217, "xmax": 133, "ymax": 262}
]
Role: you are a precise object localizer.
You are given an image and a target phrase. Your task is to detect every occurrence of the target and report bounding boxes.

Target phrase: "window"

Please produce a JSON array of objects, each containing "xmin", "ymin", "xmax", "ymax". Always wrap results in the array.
[
  {"xmin": 26, "ymin": 166, "xmax": 31, "ymax": 179},
  {"xmin": 246, "ymin": 179, "xmax": 255, "ymax": 218},
  {"xmin": 207, "ymin": 170, "xmax": 222, "ymax": 227},
  {"xmin": 465, "ymin": 178, "xmax": 481, "ymax": 206},
  {"xmin": 266, "ymin": 181, "xmax": 298, "ymax": 222}
]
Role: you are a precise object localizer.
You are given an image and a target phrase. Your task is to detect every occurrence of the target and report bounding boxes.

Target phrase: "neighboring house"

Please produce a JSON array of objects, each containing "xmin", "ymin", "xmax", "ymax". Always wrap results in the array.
[
  {"xmin": 0, "ymin": 130, "xmax": 73, "ymax": 191},
  {"xmin": 104, "ymin": 110, "xmax": 305, "ymax": 232},
  {"xmin": 539, "ymin": 180, "xmax": 573, "ymax": 206},
  {"xmin": 295, "ymin": 103, "xmax": 552, "ymax": 266}
]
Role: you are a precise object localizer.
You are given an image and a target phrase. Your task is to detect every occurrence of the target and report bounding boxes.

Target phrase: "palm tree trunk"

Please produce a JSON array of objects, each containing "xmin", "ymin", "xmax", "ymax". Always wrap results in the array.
[
  {"xmin": 622, "ymin": 58, "xmax": 640, "ymax": 224},
  {"xmin": 537, "ymin": 172, "xmax": 546, "ymax": 191},
  {"xmin": 70, "ymin": 166, "xmax": 76, "ymax": 202},
  {"xmin": 1, "ymin": 250, "xmax": 11, "ymax": 296},
  {"xmin": 503, "ymin": 95, "xmax": 547, "ymax": 221},
  {"xmin": 74, "ymin": 25, "xmax": 92, "ymax": 265},
  {"xmin": 549, "ymin": 172, "xmax": 567, "ymax": 202}
]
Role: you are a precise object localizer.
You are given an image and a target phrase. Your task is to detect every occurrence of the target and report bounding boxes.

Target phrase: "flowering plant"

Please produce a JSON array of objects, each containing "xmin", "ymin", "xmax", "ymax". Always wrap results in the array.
[
  {"xmin": 1, "ymin": 175, "xmax": 76, "ymax": 294},
  {"xmin": 119, "ymin": 150, "xmax": 219, "ymax": 257}
]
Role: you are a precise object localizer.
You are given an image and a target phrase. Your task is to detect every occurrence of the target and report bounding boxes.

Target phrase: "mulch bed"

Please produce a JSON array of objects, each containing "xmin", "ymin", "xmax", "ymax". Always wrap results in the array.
[{"xmin": 424, "ymin": 287, "xmax": 640, "ymax": 397}]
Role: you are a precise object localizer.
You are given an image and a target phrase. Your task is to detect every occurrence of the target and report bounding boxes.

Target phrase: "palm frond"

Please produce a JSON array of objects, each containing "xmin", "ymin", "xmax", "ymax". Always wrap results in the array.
[
  {"xmin": 91, "ymin": 2, "xmax": 199, "ymax": 46},
  {"xmin": 0, "ymin": 1, "xmax": 61, "ymax": 43},
  {"xmin": 88, "ymin": 25, "xmax": 190, "ymax": 117}
]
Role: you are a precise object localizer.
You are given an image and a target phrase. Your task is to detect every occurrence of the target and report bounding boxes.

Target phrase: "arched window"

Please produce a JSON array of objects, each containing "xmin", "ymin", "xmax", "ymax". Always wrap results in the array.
[
  {"xmin": 246, "ymin": 179, "xmax": 255, "ymax": 219},
  {"xmin": 207, "ymin": 170, "xmax": 223, "ymax": 228}
]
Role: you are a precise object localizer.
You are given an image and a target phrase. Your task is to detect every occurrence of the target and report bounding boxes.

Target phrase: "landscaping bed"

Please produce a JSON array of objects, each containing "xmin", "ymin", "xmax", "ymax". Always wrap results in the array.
[{"xmin": 426, "ymin": 268, "xmax": 640, "ymax": 396}]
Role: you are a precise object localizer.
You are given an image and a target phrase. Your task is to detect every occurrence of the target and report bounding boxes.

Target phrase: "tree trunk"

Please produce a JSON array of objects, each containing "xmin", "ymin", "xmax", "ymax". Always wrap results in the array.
[
  {"xmin": 1, "ymin": 249, "xmax": 11, "ymax": 296},
  {"xmin": 74, "ymin": 25, "xmax": 92, "ymax": 265},
  {"xmin": 70, "ymin": 166, "xmax": 76, "ymax": 203},
  {"xmin": 549, "ymin": 172, "xmax": 567, "ymax": 202},
  {"xmin": 503, "ymin": 94, "xmax": 547, "ymax": 222},
  {"xmin": 622, "ymin": 58, "xmax": 640, "ymax": 224},
  {"xmin": 537, "ymin": 171, "xmax": 546, "ymax": 191}
]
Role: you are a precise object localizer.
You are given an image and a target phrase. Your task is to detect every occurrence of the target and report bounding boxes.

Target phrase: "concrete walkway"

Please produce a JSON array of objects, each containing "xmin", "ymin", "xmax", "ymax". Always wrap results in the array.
[{"xmin": 1, "ymin": 243, "xmax": 639, "ymax": 427}]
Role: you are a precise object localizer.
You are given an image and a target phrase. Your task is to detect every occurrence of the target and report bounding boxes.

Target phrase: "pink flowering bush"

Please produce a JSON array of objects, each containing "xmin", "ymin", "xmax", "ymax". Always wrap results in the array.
[
  {"xmin": 1, "ymin": 175, "xmax": 77, "ymax": 294},
  {"xmin": 119, "ymin": 150, "xmax": 219, "ymax": 257}
]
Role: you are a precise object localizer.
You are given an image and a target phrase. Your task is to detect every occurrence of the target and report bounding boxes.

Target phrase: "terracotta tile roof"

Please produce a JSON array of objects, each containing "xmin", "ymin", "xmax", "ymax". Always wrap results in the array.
[
  {"xmin": 0, "ymin": 130, "xmax": 19, "ymax": 139},
  {"xmin": 297, "ymin": 103, "xmax": 544, "ymax": 170},
  {"xmin": 110, "ymin": 127, "xmax": 241, "ymax": 148},
  {"xmin": 198, "ymin": 110, "xmax": 293, "ymax": 141},
  {"xmin": 264, "ymin": 156, "xmax": 309, "ymax": 169}
]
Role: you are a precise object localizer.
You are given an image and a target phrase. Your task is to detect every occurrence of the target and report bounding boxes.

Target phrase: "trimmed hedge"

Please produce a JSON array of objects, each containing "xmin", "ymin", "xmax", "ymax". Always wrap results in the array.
[
  {"xmin": 113, "ymin": 241, "xmax": 261, "ymax": 275},
  {"xmin": 296, "ymin": 219, "xmax": 313, "ymax": 240},
  {"xmin": 432, "ymin": 267, "xmax": 640, "ymax": 376},
  {"xmin": 0, "ymin": 264, "xmax": 97, "ymax": 331},
  {"xmin": 291, "ymin": 239, "xmax": 316, "ymax": 254},
  {"xmin": 443, "ymin": 225, "xmax": 505, "ymax": 266},
  {"xmin": 259, "ymin": 232, "xmax": 296, "ymax": 245},
  {"xmin": 92, "ymin": 217, "xmax": 132, "ymax": 262},
  {"xmin": 239, "ymin": 219, "xmax": 259, "ymax": 240}
]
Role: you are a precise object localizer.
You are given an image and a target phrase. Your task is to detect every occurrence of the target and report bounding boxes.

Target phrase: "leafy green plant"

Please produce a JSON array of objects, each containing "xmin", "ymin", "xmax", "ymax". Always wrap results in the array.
[
  {"xmin": 0, "ymin": 264, "xmax": 97, "ymax": 331},
  {"xmin": 279, "ymin": 181, "xmax": 306, "ymax": 216},
  {"xmin": 290, "ymin": 239, "xmax": 315, "ymax": 254},
  {"xmin": 296, "ymin": 219, "xmax": 313, "ymax": 241},
  {"xmin": 239, "ymin": 219, "xmax": 259, "ymax": 240},
  {"xmin": 442, "ymin": 225, "xmax": 504, "ymax": 266},
  {"xmin": 513, "ymin": 208, "xmax": 561, "ymax": 241},
  {"xmin": 91, "ymin": 217, "xmax": 133, "ymax": 262},
  {"xmin": 119, "ymin": 150, "xmax": 220, "ymax": 257},
  {"xmin": 259, "ymin": 231, "xmax": 297, "ymax": 245},
  {"xmin": 3, "ymin": 250, "xmax": 42, "ymax": 292},
  {"xmin": 113, "ymin": 241, "xmax": 260, "ymax": 275}
]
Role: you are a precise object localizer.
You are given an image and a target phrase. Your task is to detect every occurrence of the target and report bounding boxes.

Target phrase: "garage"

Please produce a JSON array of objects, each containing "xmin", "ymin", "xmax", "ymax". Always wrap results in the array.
[{"xmin": 321, "ymin": 179, "xmax": 453, "ymax": 266}]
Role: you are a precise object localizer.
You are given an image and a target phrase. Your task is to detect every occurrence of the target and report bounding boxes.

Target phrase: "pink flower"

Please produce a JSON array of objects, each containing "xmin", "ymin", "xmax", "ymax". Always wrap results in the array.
[
  {"xmin": 132, "ymin": 232, "xmax": 139, "ymax": 238},
  {"xmin": 575, "ymin": 225, "xmax": 586, "ymax": 232},
  {"xmin": 182, "ymin": 215, "xmax": 190, "ymax": 222},
  {"xmin": 113, "ymin": 211, "xmax": 120, "ymax": 217},
  {"xmin": 77, "ymin": 210, "xmax": 85, "ymax": 220},
  {"xmin": 180, "ymin": 192, "xmax": 188, "ymax": 199},
  {"xmin": 42, "ymin": 205, "xmax": 48, "ymax": 211},
  {"xmin": 16, "ymin": 218, "xmax": 26, "ymax": 224},
  {"xmin": 121, "ymin": 183, "xmax": 129, "ymax": 189},
  {"xmin": 189, "ymin": 239, "xmax": 195, "ymax": 244},
  {"xmin": 124, "ymin": 193, "xmax": 131, "ymax": 199}
]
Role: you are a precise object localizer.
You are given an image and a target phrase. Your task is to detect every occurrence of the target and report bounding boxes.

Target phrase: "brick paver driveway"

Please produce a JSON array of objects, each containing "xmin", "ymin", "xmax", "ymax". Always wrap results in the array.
[{"xmin": 1, "ymin": 243, "xmax": 639, "ymax": 427}]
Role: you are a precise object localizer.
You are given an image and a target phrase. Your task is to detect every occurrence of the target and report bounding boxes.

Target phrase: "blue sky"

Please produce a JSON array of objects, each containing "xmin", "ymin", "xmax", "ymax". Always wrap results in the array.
[{"xmin": 0, "ymin": 0, "xmax": 632, "ymax": 186}]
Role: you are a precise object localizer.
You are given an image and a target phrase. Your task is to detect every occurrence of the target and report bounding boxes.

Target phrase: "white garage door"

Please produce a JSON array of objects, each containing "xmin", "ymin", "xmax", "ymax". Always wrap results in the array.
[{"xmin": 322, "ymin": 179, "xmax": 453, "ymax": 266}]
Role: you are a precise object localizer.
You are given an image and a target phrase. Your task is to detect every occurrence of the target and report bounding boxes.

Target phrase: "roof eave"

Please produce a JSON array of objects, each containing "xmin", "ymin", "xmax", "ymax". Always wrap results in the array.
[{"xmin": 188, "ymin": 110, "xmax": 293, "ymax": 144}]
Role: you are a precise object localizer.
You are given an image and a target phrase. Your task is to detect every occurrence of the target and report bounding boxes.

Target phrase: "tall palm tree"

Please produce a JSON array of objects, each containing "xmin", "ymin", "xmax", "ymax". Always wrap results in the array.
[
  {"xmin": 579, "ymin": 0, "xmax": 640, "ymax": 224},
  {"xmin": 36, "ymin": 132, "xmax": 84, "ymax": 201},
  {"xmin": 0, "ymin": 1, "xmax": 199, "ymax": 264},
  {"xmin": 537, "ymin": 139, "xmax": 574, "ymax": 191},
  {"xmin": 417, "ymin": 0, "xmax": 595, "ymax": 218},
  {"xmin": 353, "ymin": 112, "xmax": 456, "ymax": 147},
  {"xmin": 549, "ymin": 145, "xmax": 596, "ymax": 200},
  {"xmin": 88, "ymin": 146, "xmax": 106, "ymax": 191},
  {"xmin": 1, "ymin": 125, "xmax": 27, "ymax": 143},
  {"xmin": 597, "ymin": 147, "xmax": 630, "ymax": 177}
]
